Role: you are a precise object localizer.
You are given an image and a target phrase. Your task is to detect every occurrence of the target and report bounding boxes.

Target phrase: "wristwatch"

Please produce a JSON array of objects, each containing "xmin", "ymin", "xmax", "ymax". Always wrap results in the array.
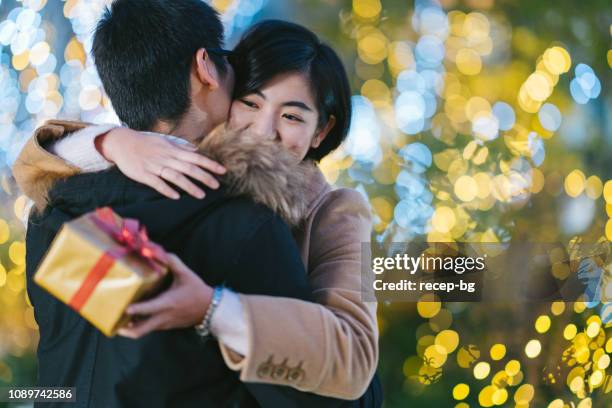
[{"xmin": 195, "ymin": 285, "xmax": 224, "ymax": 337}]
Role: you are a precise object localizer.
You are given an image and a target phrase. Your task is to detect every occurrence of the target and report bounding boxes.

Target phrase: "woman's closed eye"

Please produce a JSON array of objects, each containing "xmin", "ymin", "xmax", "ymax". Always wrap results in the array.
[
  {"xmin": 240, "ymin": 99, "xmax": 259, "ymax": 109},
  {"xmin": 282, "ymin": 113, "xmax": 304, "ymax": 123}
]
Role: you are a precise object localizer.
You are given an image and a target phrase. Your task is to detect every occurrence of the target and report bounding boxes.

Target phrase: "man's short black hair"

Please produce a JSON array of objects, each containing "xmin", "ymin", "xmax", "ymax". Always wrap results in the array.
[{"xmin": 93, "ymin": 0, "xmax": 227, "ymax": 130}]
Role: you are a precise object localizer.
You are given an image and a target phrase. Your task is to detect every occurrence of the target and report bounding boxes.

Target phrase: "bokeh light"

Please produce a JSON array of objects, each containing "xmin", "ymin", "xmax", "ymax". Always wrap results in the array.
[{"xmin": 1, "ymin": 1, "xmax": 611, "ymax": 407}]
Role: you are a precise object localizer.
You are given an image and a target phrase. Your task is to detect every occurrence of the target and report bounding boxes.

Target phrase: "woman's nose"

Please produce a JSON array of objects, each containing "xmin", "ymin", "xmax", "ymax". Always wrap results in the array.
[{"xmin": 251, "ymin": 117, "xmax": 277, "ymax": 140}]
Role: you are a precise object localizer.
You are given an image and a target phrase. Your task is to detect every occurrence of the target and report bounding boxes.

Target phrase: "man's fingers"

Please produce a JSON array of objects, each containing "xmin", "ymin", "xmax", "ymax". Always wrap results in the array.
[
  {"xmin": 159, "ymin": 167, "xmax": 205, "ymax": 199},
  {"xmin": 126, "ymin": 295, "xmax": 168, "ymax": 316},
  {"xmin": 166, "ymin": 159, "xmax": 220, "ymax": 190},
  {"xmin": 118, "ymin": 314, "xmax": 167, "ymax": 339},
  {"xmin": 142, "ymin": 175, "xmax": 180, "ymax": 200},
  {"xmin": 175, "ymin": 150, "xmax": 226, "ymax": 175},
  {"xmin": 166, "ymin": 253, "xmax": 192, "ymax": 278}
]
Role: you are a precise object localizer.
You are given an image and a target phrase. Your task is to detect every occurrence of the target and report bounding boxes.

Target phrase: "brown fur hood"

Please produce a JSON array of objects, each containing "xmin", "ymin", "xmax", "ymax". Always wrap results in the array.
[
  {"xmin": 196, "ymin": 125, "xmax": 319, "ymax": 226},
  {"xmin": 15, "ymin": 121, "xmax": 319, "ymax": 226}
]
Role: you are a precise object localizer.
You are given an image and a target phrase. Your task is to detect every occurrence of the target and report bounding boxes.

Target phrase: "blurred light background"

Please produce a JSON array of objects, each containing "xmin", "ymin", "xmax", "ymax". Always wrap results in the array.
[{"xmin": 0, "ymin": 0, "xmax": 611, "ymax": 406}]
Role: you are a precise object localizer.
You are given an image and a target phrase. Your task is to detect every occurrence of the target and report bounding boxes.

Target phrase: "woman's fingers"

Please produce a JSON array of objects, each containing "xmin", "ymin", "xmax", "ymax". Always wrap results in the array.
[
  {"xmin": 165, "ymin": 159, "xmax": 220, "ymax": 190},
  {"xmin": 170, "ymin": 141, "xmax": 198, "ymax": 151},
  {"xmin": 142, "ymin": 175, "xmax": 180, "ymax": 200},
  {"xmin": 159, "ymin": 167, "xmax": 206, "ymax": 199},
  {"xmin": 174, "ymin": 149, "xmax": 226, "ymax": 175}
]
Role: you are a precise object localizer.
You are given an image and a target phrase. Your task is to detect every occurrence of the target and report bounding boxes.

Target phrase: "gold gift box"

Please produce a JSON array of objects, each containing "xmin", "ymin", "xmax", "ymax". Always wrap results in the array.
[{"xmin": 34, "ymin": 208, "xmax": 169, "ymax": 337}]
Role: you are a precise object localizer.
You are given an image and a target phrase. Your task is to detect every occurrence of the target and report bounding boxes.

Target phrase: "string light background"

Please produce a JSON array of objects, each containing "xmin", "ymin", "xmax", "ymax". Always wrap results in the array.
[{"xmin": 0, "ymin": 0, "xmax": 610, "ymax": 406}]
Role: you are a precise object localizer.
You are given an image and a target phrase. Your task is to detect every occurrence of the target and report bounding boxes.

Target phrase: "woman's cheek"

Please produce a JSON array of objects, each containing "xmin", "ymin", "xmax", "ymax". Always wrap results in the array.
[
  {"xmin": 228, "ymin": 104, "xmax": 247, "ymax": 129},
  {"xmin": 281, "ymin": 130, "xmax": 310, "ymax": 159}
]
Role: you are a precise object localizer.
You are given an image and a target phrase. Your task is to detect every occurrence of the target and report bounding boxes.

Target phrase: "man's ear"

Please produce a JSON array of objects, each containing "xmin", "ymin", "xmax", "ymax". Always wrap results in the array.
[
  {"xmin": 194, "ymin": 48, "xmax": 220, "ymax": 90},
  {"xmin": 311, "ymin": 115, "xmax": 336, "ymax": 148}
]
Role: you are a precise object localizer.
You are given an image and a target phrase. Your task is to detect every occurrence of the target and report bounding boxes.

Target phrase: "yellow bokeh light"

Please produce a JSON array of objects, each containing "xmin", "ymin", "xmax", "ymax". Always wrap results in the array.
[
  {"xmin": 387, "ymin": 41, "xmax": 414, "ymax": 77},
  {"xmin": 548, "ymin": 399, "xmax": 565, "ymax": 408},
  {"xmin": 542, "ymin": 46, "xmax": 571, "ymax": 75},
  {"xmin": 478, "ymin": 384, "xmax": 496, "ymax": 407},
  {"xmin": 14, "ymin": 195, "xmax": 29, "ymax": 221},
  {"xmin": 417, "ymin": 295, "xmax": 441, "ymax": 318},
  {"xmin": 429, "ymin": 308, "xmax": 453, "ymax": 332},
  {"xmin": 472, "ymin": 146, "xmax": 488, "ymax": 165},
  {"xmin": 524, "ymin": 72, "xmax": 552, "ymax": 101},
  {"xmin": 371, "ymin": 196, "xmax": 393, "ymax": 225},
  {"xmin": 435, "ymin": 329, "xmax": 459, "ymax": 354},
  {"xmin": 525, "ymin": 339, "xmax": 541, "ymax": 358},
  {"xmin": 0, "ymin": 264, "xmax": 6, "ymax": 287},
  {"xmin": 465, "ymin": 96, "xmax": 491, "ymax": 122},
  {"xmin": 423, "ymin": 344, "xmax": 448, "ymax": 368},
  {"xmin": 518, "ymin": 87, "xmax": 542, "ymax": 113},
  {"xmin": 550, "ymin": 301, "xmax": 565, "ymax": 316},
  {"xmin": 473, "ymin": 361, "xmax": 490, "ymax": 379},
  {"xmin": 453, "ymin": 383, "xmax": 470, "ymax": 400},
  {"xmin": 534, "ymin": 315, "xmax": 551, "ymax": 333},
  {"xmin": 573, "ymin": 301, "xmax": 587, "ymax": 313},
  {"xmin": 514, "ymin": 384, "xmax": 535, "ymax": 404},
  {"xmin": 603, "ymin": 180, "xmax": 612, "ymax": 203},
  {"xmin": 212, "ymin": 0, "xmax": 234, "ymax": 11},
  {"xmin": 0, "ymin": 219, "xmax": 10, "ymax": 244},
  {"xmin": 587, "ymin": 370, "xmax": 603, "ymax": 387},
  {"xmin": 456, "ymin": 48, "xmax": 482, "ymax": 75},
  {"xmin": 353, "ymin": 0, "xmax": 382, "ymax": 20},
  {"xmin": 491, "ymin": 387, "xmax": 508, "ymax": 405},
  {"xmin": 606, "ymin": 219, "xmax": 612, "ymax": 241},
  {"xmin": 457, "ymin": 345, "xmax": 480, "ymax": 368},
  {"xmin": 361, "ymin": 79, "xmax": 390, "ymax": 107},
  {"xmin": 474, "ymin": 172, "xmax": 492, "ymax": 199},
  {"xmin": 464, "ymin": 12, "xmax": 490, "ymax": 39},
  {"xmin": 566, "ymin": 327, "xmax": 581, "ymax": 346},
  {"xmin": 505, "ymin": 360, "xmax": 521, "ymax": 376},
  {"xmin": 597, "ymin": 353, "xmax": 610, "ymax": 370},
  {"xmin": 357, "ymin": 27, "xmax": 388, "ymax": 65},
  {"xmin": 584, "ymin": 175, "xmax": 603, "ymax": 199},
  {"xmin": 64, "ymin": 37, "xmax": 86, "ymax": 64},
  {"xmin": 432, "ymin": 206, "xmax": 456, "ymax": 233},
  {"xmin": 489, "ymin": 344, "xmax": 506, "ymax": 360},
  {"xmin": 454, "ymin": 175, "xmax": 478, "ymax": 202},
  {"xmin": 9, "ymin": 242, "xmax": 26, "ymax": 266},
  {"xmin": 12, "ymin": 52, "xmax": 30, "ymax": 71},
  {"xmin": 585, "ymin": 321, "xmax": 600, "ymax": 338},
  {"xmin": 564, "ymin": 169, "xmax": 586, "ymax": 197}
]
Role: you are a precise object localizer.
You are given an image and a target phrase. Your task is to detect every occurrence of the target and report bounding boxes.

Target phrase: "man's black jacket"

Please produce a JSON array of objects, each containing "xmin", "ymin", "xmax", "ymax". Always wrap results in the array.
[{"xmin": 26, "ymin": 168, "xmax": 381, "ymax": 407}]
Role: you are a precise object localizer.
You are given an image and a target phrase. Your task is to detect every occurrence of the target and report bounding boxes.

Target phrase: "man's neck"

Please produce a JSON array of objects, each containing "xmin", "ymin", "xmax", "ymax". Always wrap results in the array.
[{"xmin": 151, "ymin": 115, "xmax": 213, "ymax": 144}]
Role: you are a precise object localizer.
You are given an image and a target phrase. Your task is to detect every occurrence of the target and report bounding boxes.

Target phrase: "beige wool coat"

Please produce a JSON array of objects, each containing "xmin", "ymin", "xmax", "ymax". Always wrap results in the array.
[{"xmin": 12, "ymin": 120, "xmax": 379, "ymax": 399}]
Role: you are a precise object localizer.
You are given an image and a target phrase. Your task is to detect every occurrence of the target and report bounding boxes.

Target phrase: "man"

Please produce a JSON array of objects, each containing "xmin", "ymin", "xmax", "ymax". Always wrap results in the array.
[{"xmin": 13, "ymin": 0, "xmax": 364, "ymax": 406}]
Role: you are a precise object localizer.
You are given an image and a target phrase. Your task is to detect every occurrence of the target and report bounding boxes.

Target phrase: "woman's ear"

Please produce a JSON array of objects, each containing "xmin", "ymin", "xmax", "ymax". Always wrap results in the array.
[
  {"xmin": 194, "ymin": 48, "xmax": 220, "ymax": 90},
  {"xmin": 311, "ymin": 115, "xmax": 336, "ymax": 148}
]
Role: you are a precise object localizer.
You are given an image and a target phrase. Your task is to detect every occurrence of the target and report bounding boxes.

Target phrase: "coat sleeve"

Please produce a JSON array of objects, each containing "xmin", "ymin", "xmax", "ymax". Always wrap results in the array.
[
  {"xmin": 219, "ymin": 189, "xmax": 378, "ymax": 399},
  {"xmin": 12, "ymin": 120, "xmax": 92, "ymax": 208}
]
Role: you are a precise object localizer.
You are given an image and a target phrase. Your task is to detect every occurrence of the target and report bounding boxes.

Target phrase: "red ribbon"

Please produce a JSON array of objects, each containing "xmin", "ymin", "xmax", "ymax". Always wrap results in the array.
[{"xmin": 68, "ymin": 207, "xmax": 169, "ymax": 312}]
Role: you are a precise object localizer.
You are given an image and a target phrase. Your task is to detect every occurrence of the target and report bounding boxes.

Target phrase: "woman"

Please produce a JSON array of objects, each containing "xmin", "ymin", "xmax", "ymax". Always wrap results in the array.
[{"xmin": 15, "ymin": 21, "xmax": 380, "ymax": 402}]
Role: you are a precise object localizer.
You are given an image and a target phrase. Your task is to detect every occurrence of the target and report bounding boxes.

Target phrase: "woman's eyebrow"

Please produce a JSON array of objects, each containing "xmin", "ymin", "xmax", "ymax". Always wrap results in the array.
[
  {"xmin": 253, "ymin": 90, "xmax": 313, "ymax": 111},
  {"xmin": 282, "ymin": 101, "xmax": 313, "ymax": 112}
]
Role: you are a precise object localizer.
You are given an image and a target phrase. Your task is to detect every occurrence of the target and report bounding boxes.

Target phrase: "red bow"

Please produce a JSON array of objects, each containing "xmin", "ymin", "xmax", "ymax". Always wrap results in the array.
[{"xmin": 89, "ymin": 207, "xmax": 169, "ymax": 273}]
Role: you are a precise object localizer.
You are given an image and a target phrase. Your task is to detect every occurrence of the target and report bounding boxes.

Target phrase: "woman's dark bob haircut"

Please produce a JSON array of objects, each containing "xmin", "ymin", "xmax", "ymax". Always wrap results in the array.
[{"xmin": 231, "ymin": 20, "xmax": 352, "ymax": 161}]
